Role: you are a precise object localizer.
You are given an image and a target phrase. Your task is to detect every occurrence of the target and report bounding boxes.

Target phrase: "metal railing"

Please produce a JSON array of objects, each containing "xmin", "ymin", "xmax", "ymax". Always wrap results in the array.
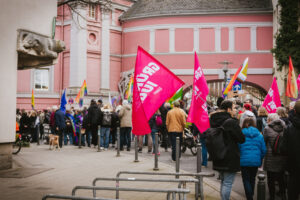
[
  {"xmin": 72, "ymin": 186, "xmax": 190, "ymax": 200},
  {"xmin": 92, "ymin": 177, "xmax": 199, "ymax": 199},
  {"xmin": 115, "ymin": 171, "xmax": 215, "ymax": 200},
  {"xmin": 42, "ymin": 194, "xmax": 116, "ymax": 200}
]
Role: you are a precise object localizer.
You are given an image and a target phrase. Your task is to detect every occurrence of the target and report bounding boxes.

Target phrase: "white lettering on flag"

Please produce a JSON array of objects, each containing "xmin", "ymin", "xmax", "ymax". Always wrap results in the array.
[
  {"xmin": 268, "ymin": 88, "xmax": 274, "ymax": 98},
  {"xmin": 195, "ymin": 66, "xmax": 203, "ymax": 80},
  {"xmin": 136, "ymin": 62, "xmax": 161, "ymax": 102},
  {"xmin": 267, "ymin": 101, "xmax": 277, "ymax": 111}
]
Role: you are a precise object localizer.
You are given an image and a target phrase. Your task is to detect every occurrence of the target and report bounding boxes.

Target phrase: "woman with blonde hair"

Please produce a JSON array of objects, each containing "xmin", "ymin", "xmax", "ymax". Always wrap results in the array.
[
  {"xmin": 256, "ymin": 106, "xmax": 268, "ymax": 133},
  {"xmin": 276, "ymin": 107, "xmax": 290, "ymax": 126}
]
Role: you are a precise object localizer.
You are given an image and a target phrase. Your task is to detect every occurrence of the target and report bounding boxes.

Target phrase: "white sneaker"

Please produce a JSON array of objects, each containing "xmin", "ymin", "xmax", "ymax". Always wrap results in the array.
[
  {"xmin": 104, "ymin": 148, "xmax": 108, "ymax": 151},
  {"xmin": 100, "ymin": 147, "xmax": 104, "ymax": 150}
]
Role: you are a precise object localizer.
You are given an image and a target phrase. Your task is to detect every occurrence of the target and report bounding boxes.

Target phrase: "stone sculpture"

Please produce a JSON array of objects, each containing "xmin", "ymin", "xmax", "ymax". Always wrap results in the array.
[{"xmin": 17, "ymin": 29, "xmax": 65, "ymax": 70}]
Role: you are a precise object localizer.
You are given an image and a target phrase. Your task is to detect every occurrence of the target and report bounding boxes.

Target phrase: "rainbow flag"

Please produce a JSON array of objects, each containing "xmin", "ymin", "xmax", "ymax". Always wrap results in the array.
[
  {"xmin": 237, "ymin": 57, "xmax": 249, "ymax": 82},
  {"xmin": 75, "ymin": 80, "xmax": 88, "ymax": 103},
  {"xmin": 167, "ymin": 87, "xmax": 183, "ymax": 105},
  {"xmin": 223, "ymin": 66, "xmax": 242, "ymax": 97},
  {"xmin": 31, "ymin": 89, "xmax": 35, "ymax": 109},
  {"xmin": 286, "ymin": 56, "xmax": 298, "ymax": 98},
  {"xmin": 66, "ymin": 113, "xmax": 76, "ymax": 137},
  {"xmin": 125, "ymin": 75, "xmax": 134, "ymax": 103}
]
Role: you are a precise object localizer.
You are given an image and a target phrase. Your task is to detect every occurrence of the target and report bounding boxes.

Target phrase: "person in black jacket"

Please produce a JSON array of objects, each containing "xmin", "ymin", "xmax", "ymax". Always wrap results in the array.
[
  {"xmin": 159, "ymin": 103, "xmax": 171, "ymax": 152},
  {"xmin": 20, "ymin": 111, "xmax": 30, "ymax": 136},
  {"xmin": 209, "ymin": 100, "xmax": 245, "ymax": 200},
  {"xmin": 281, "ymin": 100, "xmax": 300, "ymax": 200},
  {"xmin": 87, "ymin": 99, "xmax": 101, "ymax": 147},
  {"xmin": 54, "ymin": 108, "xmax": 66, "ymax": 148},
  {"xmin": 82, "ymin": 109, "xmax": 90, "ymax": 147}
]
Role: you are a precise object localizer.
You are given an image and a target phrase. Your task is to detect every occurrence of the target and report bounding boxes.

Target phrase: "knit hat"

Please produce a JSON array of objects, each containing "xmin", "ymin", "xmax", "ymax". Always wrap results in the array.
[
  {"xmin": 294, "ymin": 100, "xmax": 300, "ymax": 114},
  {"xmin": 243, "ymin": 103, "xmax": 252, "ymax": 111}
]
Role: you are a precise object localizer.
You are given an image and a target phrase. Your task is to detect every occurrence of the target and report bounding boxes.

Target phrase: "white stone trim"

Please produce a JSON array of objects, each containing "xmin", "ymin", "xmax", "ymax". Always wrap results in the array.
[
  {"xmin": 123, "ymin": 22, "xmax": 273, "ymax": 33},
  {"xmin": 229, "ymin": 27, "xmax": 235, "ymax": 52},
  {"xmin": 170, "ymin": 68, "xmax": 273, "ymax": 75},
  {"xmin": 69, "ymin": 8, "xmax": 87, "ymax": 87},
  {"xmin": 122, "ymin": 50, "xmax": 271, "ymax": 58},
  {"xmin": 193, "ymin": 28, "xmax": 199, "ymax": 52},
  {"xmin": 111, "ymin": 9, "xmax": 116, "ymax": 26},
  {"xmin": 169, "ymin": 28, "xmax": 175, "ymax": 53},
  {"xmin": 215, "ymin": 27, "xmax": 221, "ymax": 52},
  {"xmin": 251, "ymin": 26, "xmax": 257, "ymax": 51},
  {"xmin": 101, "ymin": 11, "xmax": 111, "ymax": 89},
  {"xmin": 56, "ymin": 20, "xmax": 72, "ymax": 26},
  {"xmin": 110, "ymin": 26, "xmax": 122, "ymax": 32},
  {"xmin": 149, "ymin": 29, "xmax": 155, "ymax": 53},
  {"xmin": 17, "ymin": 93, "xmax": 60, "ymax": 98}
]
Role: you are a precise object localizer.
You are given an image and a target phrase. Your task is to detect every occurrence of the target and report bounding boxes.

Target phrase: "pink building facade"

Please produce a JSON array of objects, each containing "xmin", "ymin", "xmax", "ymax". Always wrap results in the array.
[{"xmin": 16, "ymin": 0, "xmax": 274, "ymax": 110}]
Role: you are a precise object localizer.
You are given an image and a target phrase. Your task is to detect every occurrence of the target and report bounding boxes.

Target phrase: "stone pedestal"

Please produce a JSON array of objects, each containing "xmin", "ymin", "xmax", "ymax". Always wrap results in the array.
[{"xmin": 0, "ymin": 143, "xmax": 12, "ymax": 170}]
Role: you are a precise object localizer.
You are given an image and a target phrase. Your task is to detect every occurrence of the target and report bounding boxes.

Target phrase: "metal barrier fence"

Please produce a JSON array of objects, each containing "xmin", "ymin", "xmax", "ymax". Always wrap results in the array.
[
  {"xmin": 72, "ymin": 186, "xmax": 190, "ymax": 200},
  {"xmin": 42, "ymin": 194, "xmax": 116, "ymax": 200},
  {"xmin": 92, "ymin": 177, "xmax": 199, "ymax": 199},
  {"xmin": 115, "ymin": 171, "xmax": 215, "ymax": 200}
]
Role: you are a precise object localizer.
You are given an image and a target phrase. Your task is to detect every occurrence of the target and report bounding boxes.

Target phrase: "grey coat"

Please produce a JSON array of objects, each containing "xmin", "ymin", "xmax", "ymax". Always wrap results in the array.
[{"xmin": 263, "ymin": 119, "xmax": 287, "ymax": 172}]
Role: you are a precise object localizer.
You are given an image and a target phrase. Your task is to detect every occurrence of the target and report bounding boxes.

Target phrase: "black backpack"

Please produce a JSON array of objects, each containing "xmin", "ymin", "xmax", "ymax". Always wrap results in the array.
[
  {"xmin": 102, "ymin": 111, "xmax": 112, "ymax": 126},
  {"xmin": 204, "ymin": 120, "xmax": 229, "ymax": 161}
]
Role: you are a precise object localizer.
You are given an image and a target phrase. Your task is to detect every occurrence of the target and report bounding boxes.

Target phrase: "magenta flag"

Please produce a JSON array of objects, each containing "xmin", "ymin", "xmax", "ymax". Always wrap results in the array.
[
  {"xmin": 262, "ymin": 77, "xmax": 281, "ymax": 113},
  {"xmin": 132, "ymin": 46, "xmax": 185, "ymax": 135},
  {"xmin": 187, "ymin": 53, "xmax": 210, "ymax": 133}
]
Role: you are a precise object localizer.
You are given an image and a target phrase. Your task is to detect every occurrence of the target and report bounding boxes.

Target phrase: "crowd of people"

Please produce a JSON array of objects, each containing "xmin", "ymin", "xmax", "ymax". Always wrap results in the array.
[
  {"xmin": 15, "ymin": 96, "xmax": 300, "ymax": 200},
  {"xmin": 204, "ymin": 97, "xmax": 300, "ymax": 200}
]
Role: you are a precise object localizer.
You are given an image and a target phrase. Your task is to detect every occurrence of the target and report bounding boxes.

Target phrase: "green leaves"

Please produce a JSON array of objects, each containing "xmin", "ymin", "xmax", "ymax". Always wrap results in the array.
[{"xmin": 272, "ymin": 0, "xmax": 300, "ymax": 71}]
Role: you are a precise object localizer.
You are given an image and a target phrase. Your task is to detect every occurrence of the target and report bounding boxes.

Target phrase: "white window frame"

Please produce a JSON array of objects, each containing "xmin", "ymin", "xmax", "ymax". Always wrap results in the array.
[{"xmin": 34, "ymin": 68, "xmax": 50, "ymax": 91}]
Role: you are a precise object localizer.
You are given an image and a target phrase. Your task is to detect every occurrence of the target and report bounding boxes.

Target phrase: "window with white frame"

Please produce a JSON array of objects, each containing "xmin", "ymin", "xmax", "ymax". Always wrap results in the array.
[
  {"xmin": 88, "ymin": 4, "xmax": 96, "ymax": 19},
  {"xmin": 34, "ymin": 68, "xmax": 49, "ymax": 91}
]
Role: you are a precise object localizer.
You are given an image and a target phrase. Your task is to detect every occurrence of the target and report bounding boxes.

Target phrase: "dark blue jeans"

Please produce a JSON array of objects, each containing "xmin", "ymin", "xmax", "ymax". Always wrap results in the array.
[
  {"xmin": 241, "ymin": 166, "xmax": 258, "ymax": 200},
  {"xmin": 170, "ymin": 132, "xmax": 182, "ymax": 161},
  {"xmin": 200, "ymin": 138, "xmax": 207, "ymax": 166},
  {"xmin": 120, "ymin": 127, "xmax": 132, "ymax": 149}
]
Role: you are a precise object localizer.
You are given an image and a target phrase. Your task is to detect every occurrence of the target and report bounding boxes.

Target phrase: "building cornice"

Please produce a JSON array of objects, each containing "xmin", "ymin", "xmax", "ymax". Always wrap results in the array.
[{"xmin": 121, "ymin": 11, "xmax": 273, "ymax": 22}]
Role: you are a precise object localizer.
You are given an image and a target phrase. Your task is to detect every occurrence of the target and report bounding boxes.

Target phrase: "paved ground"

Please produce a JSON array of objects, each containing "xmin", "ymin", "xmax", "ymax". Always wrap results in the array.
[{"xmin": 0, "ymin": 143, "xmax": 246, "ymax": 200}]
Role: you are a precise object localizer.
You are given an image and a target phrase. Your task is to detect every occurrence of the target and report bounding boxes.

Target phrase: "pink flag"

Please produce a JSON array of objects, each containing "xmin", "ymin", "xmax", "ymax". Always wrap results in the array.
[
  {"xmin": 132, "ymin": 46, "xmax": 185, "ymax": 135},
  {"xmin": 187, "ymin": 53, "xmax": 210, "ymax": 133},
  {"xmin": 262, "ymin": 77, "xmax": 281, "ymax": 113}
]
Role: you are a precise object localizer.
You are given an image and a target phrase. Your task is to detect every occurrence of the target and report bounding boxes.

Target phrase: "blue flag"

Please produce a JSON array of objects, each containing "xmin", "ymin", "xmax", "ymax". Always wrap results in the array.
[{"xmin": 60, "ymin": 89, "xmax": 67, "ymax": 113}]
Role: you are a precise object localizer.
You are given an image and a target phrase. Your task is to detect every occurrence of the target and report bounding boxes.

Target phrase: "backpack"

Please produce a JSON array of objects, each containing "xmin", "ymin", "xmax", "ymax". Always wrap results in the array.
[
  {"xmin": 155, "ymin": 115, "xmax": 162, "ymax": 127},
  {"xmin": 204, "ymin": 119, "xmax": 229, "ymax": 161},
  {"xmin": 272, "ymin": 134, "xmax": 284, "ymax": 155},
  {"xmin": 102, "ymin": 111, "xmax": 112, "ymax": 126}
]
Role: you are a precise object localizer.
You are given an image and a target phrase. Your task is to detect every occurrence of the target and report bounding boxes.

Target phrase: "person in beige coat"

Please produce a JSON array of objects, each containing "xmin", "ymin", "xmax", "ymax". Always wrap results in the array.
[
  {"xmin": 118, "ymin": 100, "xmax": 132, "ymax": 151},
  {"xmin": 166, "ymin": 101, "xmax": 186, "ymax": 161}
]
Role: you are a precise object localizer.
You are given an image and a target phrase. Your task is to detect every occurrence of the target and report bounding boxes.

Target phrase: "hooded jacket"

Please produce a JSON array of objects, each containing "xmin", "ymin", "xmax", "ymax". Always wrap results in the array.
[
  {"xmin": 87, "ymin": 104, "xmax": 101, "ymax": 126},
  {"xmin": 119, "ymin": 104, "xmax": 132, "ymax": 127},
  {"xmin": 263, "ymin": 119, "xmax": 287, "ymax": 172},
  {"xmin": 239, "ymin": 126, "xmax": 266, "ymax": 167},
  {"xmin": 209, "ymin": 111, "xmax": 245, "ymax": 172},
  {"xmin": 240, "ymin": 110, "xmax": 256, "ymax": 127},
  {"xmin": 281, "ymin": 114, "xmax": 300, "ymax": 173}
]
